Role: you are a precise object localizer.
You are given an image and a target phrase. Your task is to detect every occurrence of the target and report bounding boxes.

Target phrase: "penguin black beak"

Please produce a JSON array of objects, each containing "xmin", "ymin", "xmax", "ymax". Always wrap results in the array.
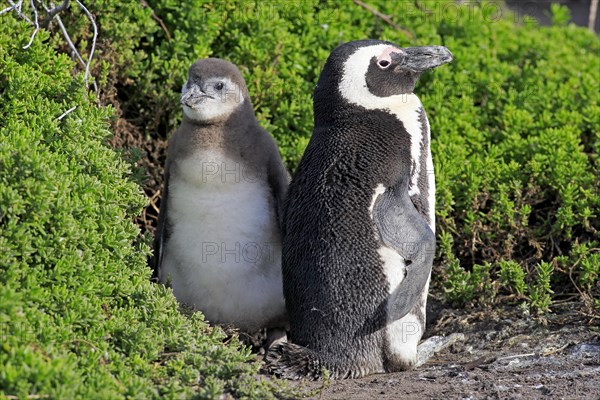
[
  {"xmin": 392, "ymin": 46, "xmax": 453, "ymax": 73},
  {"xmin": 181, "ymin": 83, "xmax": 214, "ymax": 108}
]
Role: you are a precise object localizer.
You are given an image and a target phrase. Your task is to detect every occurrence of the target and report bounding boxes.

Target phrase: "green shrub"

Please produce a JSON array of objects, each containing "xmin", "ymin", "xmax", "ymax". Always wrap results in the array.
[
  {"xmin": 0, "ymin": 15, "xmax": 283, "ymax": 399},
  {"xmin": 417, "ymin": 2, "xmax": 600, "ymax": 312},
  {"xmin": 499, "ymin": 260, "xmax": 527, "ymax": 297},
  {"xmin": 528, "ymin": 261, "xmax": 555, "ymax": 313}
]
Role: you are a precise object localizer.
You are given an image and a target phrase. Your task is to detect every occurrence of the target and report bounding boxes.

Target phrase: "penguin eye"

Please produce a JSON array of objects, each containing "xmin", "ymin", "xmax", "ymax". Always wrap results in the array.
[
  {"xmin": 377, "ymin": 60, "xmax": 391, "ymax": 69},
  {"xmin": 214, "ymin": 82, "xmax": 224, "ymax": 91}
]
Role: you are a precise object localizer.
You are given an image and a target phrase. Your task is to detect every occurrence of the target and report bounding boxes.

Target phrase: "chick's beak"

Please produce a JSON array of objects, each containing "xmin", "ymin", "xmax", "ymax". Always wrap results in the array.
[{"xmin": 180, "ymin": 83, "xmax": 212, "ymax": 108}]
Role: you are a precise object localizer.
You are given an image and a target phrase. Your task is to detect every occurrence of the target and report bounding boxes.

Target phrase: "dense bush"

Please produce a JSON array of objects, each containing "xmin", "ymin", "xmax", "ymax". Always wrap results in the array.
[
  {"xmin": 0, "ymin": 16, "xmax": 285, "ymax": 399},
  {"xmin": 56, "ymin": 0, "xmax": 597, "ymax": 312},
  {"xmin": 416, "ymin": 3, "xmax": 600, "ymax": 311}
]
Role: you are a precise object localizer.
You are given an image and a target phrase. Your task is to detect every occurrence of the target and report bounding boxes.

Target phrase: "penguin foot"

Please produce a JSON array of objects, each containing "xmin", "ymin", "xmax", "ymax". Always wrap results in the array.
[
  {"xmin": 266, "ymin": 342, "xmax": 377, "ymax": 380},
  {"xmin": 266, "ymin": 342, "xmax": 324, "ymax": 380},
  {"xmin": 415, "ymin": 333, "xmax": 465, "ymax": 367}
]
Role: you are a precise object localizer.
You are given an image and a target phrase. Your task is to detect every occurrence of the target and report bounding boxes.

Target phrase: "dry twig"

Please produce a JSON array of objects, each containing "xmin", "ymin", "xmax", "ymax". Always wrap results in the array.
[
  {"xmin": 0, "ymin": 3, "xmax": 15, "ymax": 14},
  {"xmin": 542, "ymin": 343, "xmax": 570, "ymax": 357},
  {"xmin": 463, "ymin": 355, "xmax": 496, "ymax": 370},
  {"xmin": 8, "ymin": 0, "xmax": 98, "ymax": 90},
  {"xmin": 496, "ymin": 352, "xmax": 536, "ymax": 361},
  {"xmin": 22, "ymin": 0, "xmax": 39, "ymax": 49},
  {"xmin": 53, "ymin": 13, "xmax": 85, "ymax": 66},
  {"xmin": 352, "ymin": 0, "xmax": 415, "ymax": 40},
  {"xmin": 57, "ymin": 105, "xmax": 77, "ymax": 120},
  {"xmin": 74, "ymin": 0, "xmax": 96, "ymax": 86},
  {"xmin": 6, "ymin": 0, "xmax": 32, "ymax": 22},
  {"xmin": 140, "ymin": 0, "xmax": 171, "ymax": 41},
  {"xmin": 4, "ymin": 0, "xmax": 101, "ymax": 112},
  {"xmin": 41, "ymin": 0, "xmax": 68, "ymax": 27}
]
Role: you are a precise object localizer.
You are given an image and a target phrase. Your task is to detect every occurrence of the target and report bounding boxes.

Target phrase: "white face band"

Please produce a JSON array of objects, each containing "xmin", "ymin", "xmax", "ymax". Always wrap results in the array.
[{"xmin": 182, "ymin": 77, "xmax": 245, "ymax": 122}]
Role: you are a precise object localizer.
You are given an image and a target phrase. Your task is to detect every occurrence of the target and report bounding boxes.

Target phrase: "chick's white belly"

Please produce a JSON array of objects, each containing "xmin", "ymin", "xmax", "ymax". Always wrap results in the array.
[{"xmin": 161, "ymin": 176, "xmax": 285, "ymax": 332}]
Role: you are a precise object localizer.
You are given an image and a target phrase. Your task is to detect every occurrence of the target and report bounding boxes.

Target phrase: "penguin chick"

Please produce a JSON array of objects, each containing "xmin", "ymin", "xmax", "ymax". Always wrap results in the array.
[
  {"xmin": 154, "ymin": 58, "xmax": 290, "ymax": 333},
  {"xmin": 267, "ymin": 40, "xmax": 453, "ymax": 379}
]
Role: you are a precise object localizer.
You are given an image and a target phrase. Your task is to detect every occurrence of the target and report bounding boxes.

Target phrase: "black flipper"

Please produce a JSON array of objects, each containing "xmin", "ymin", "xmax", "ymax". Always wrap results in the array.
[
  {"xmin": 372, "ymin": 180, "xmax": 435, "ymax": 321},
  {"xmin": 266, "ymin": 148, "xmax": 291, "ymax": 231},
  {"xmin": 152, "ymin": 162, "xmax": 171, "ymax": 280}
]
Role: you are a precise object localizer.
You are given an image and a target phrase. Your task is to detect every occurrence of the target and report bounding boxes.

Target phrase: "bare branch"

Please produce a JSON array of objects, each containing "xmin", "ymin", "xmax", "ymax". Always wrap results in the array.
[
  {"xmin": 352, "ymin": 0, "xmax": 416, "ymax": 40},
  {"xmin": 53, "ymin": 8, "xmax": 98, "ymax": 95},
  {"xmin": 6, "ymin": 0, "xmax": 99, "ymax": 97},
  {"xmin": 8, "ymin": 0, "xmax": 24, "ymax": 14},
  {"xmin": 57, "ymin": 105, "xmax": 77, "ymax": 120},
  {"xmin": 54, "ymin": 14, "xmax": 86, "ymax": 67},
  {"xmin": 496, "ymin": 353, "xmax": 536, "ymax": 361},
  {"xmin": 7, "ymin": 0, "xmax": 32, "ymax": 23},
  {"xmin": 22, "ymin": 0, "xmax": 40, "ymax": 49},
  {"xmin": 74, "ymin": 0, "xmax": 96, "ymax": 86},
  {"xmin": 413, "ymin": 0, "xmax": 427, "ymax": 12},
  {"xmin": 0, "ymin": 4, "xmax": 16, "ymax": 15},
  {"xmin": 41, "ymin": 0, "xmax": 69, "ymax": 28}
]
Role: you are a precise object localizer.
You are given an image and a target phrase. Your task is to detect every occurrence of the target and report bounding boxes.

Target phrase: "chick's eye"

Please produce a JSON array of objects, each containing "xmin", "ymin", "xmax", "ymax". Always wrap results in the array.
[{"xmin": 214, "ymin": 82, "xmax": 224, "ymax": 91}]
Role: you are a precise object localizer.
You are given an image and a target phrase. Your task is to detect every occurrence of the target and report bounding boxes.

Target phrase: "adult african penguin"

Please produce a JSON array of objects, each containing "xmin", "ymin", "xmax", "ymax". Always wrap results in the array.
[
  {"xmin": 267, "ymin": 40, "xmax": 453, "ymax": 379},
  {"xmin": 154, "ymin": 58, "xmax": 290, "ymax": 334}
]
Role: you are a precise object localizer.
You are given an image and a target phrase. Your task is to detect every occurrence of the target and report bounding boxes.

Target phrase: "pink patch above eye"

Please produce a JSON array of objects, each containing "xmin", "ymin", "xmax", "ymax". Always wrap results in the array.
[{"xmin": 377, "ymin": 46, "xmax": 404, "ymax": 65}]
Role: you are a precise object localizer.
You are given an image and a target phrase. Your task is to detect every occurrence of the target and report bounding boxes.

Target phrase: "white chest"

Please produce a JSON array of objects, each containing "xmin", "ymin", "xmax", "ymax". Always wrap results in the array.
[
  {"xmin": 174, "ymin": 150, "xmax": 265, "ymax": 187},
  {"xmin": 167, "ymin": 151, "xmax": 276, "ymax": 253}
]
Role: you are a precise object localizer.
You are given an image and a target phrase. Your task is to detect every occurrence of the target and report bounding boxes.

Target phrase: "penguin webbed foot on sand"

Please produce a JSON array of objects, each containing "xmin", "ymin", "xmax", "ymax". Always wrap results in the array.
[
  {"xmin": 415, "ymin": 333, "xmax": 465, "ymax": 367},
  {"xmin": 267, "ymin": 342, "xmax": 372, "ymax": 380}
]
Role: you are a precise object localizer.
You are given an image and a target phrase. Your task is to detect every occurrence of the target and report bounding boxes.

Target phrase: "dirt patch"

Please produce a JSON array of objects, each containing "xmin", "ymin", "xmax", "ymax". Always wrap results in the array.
[{"xmin": 279, "ymin": 302, "xmax": 600, "ymax": 400}]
